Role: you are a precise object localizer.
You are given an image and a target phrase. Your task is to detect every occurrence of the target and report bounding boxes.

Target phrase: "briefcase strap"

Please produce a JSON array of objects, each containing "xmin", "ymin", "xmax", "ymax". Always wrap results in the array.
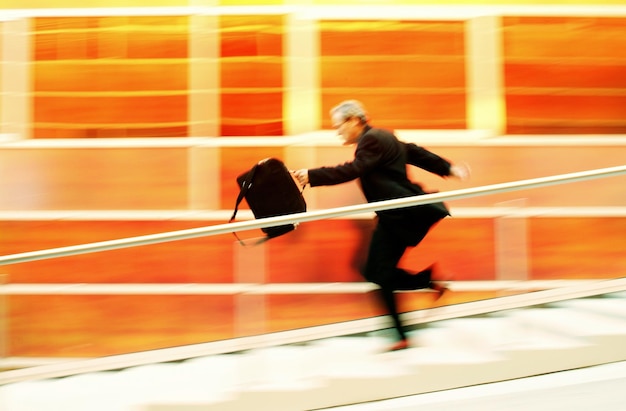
[
  {"xmin": 228, "ymin": 164, "xmax": 255, "ymax": 246},
  {"xmin": 229, "ymin": 163, "xmax": 258, "ymax": 224}
]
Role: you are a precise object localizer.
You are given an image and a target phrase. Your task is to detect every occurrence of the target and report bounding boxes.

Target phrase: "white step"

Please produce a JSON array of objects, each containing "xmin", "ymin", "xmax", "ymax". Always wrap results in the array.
[
  {"xmin": 3, "ymin": 296, "xmax": 626, "ymax": 411},
  {"xmin": 117, "ymin": 358, "xmax": 239, "ymax": 406},
  {"xmin": 202, "ymin": 337, "xmax": 413, "ymax": 411},
  {"xmin": 503, "ymin": 307, "xmax": 626, "ymax": 363},
  {"xmin": 552, "ymin": 297, "xmax": 626, "ymax": 320},
  {"xmin": 307, "ymin": 337, "xmax": 417, "ymax": 409},
  {"xmin": 0, "ymin": 377, "xmax": 80, "ymax": 411},
  {"xmin": 326, "ymin": 360, "xmax": 626, "ymax": 411},
  {"xmin": 181, "ymin": 305, "xmax": 626, "ymax": 410},
  {"xmin": 150, "ymin": 329, "xmax": 504, "ymax": 410},
  {"xmin": 433, "ymin": 316, "xmax": 594, "ymax": 375},
  {"xmin": 505, "ymin": 306, "xmax": 626, "ymax": 340}
]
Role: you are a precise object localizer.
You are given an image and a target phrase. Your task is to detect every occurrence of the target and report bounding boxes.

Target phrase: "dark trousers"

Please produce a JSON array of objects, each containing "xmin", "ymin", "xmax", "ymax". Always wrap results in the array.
[{"xmin": 362, "ymin": 220, "xmax": 433, "ymax": 341}]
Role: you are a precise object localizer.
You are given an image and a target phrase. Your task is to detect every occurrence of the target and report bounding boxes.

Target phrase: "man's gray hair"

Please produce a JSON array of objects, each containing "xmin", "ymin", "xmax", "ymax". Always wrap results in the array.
[{"xmin": 330, "ymin": 100, "xmax": 368, "ymax": 123}]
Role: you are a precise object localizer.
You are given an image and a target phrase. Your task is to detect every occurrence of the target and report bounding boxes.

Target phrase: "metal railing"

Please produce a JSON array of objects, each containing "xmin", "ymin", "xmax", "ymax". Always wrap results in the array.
[{"xmin": 1, "ymin": 164, "xmax": 625, "ymax": 266}]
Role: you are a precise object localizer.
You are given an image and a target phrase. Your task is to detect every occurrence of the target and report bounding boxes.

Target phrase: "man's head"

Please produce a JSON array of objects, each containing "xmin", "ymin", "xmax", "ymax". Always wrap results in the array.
[{"xmin": 330, "ymin": 100, "xmax": 368, "ymax": 145}]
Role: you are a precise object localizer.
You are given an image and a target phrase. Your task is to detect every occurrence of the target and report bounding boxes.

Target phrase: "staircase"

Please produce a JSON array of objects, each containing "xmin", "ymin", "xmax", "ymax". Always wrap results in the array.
[{"xmin": 1, "ymin": 289, "xmax": 625, "ymax": 411}]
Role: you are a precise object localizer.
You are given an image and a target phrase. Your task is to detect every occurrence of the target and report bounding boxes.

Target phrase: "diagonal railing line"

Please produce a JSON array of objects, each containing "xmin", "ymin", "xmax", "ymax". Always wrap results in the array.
[{"xmin": 1, "ymin": 164, "xmax": 624, "ymax": 266}]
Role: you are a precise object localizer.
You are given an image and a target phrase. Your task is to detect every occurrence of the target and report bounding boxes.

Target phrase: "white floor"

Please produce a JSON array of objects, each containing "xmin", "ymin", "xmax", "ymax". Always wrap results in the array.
[{"xmin": 330, "ymin": 360, "xmax": 626, "ymax": 411}]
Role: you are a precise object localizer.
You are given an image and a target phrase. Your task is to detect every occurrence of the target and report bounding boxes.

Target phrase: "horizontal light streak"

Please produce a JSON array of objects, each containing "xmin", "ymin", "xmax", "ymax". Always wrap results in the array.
[
  {"xmin": 0, "ymin": 280, "xmax": 604, "ymax": 295},
  {"xmin": 506, "ymin": 88, "xmax": 626, "ymax": 97},
  {"xmin": 32, "ymin": 121, "xmax": 190, "ymax": 129},
  {"xmin": 2, "ymin": 133, "xmax": 626, "ymax": 148},
  {"xmin": 2, "ymin": 5, "xmax": 626, "ymax": 22}
]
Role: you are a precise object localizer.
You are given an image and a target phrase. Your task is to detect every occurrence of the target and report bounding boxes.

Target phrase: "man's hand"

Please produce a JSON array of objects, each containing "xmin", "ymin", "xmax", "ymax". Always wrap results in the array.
[
  {"xmin": 449, "ymin": 162, "xmax": 471, "ymax": 181},
  {"xmin": 292, "ymin": 169, "xmax": 309, "ymax": 186}
]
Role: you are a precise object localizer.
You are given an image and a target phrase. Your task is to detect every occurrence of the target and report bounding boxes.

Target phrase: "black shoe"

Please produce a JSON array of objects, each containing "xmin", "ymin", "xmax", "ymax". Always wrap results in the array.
[{"xmin": 387, "ymin": 339, "xmax": 410, "ymax": 352}]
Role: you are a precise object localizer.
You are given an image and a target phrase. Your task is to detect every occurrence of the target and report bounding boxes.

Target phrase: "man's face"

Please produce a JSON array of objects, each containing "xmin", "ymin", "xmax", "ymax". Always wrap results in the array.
[{"xmin": 332, "ymin": 114, "xmax": 360, "ymax": 146}]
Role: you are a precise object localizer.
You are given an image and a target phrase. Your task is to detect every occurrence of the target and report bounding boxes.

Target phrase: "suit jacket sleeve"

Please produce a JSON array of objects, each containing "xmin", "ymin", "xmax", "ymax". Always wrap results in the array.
[{"xmin": 404, "ymin": 143, "xmax": 452, "ymax": 177}]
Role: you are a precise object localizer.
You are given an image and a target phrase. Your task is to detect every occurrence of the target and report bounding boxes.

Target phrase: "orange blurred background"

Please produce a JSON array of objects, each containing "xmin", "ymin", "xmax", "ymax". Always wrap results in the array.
[{"xmin": 0, "ymin": 1, "xmax": 625, "ymax": 359}]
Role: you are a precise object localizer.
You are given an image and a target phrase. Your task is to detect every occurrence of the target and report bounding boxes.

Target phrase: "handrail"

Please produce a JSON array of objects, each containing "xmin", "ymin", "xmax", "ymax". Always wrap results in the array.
[{"xmin": 1, "ymin": 164, "xmax": 624, "ymax": 266}]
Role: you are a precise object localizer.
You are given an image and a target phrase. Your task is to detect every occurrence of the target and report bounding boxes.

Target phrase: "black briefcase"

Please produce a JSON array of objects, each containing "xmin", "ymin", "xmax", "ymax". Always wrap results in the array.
[{"xmin": 229, "ymin": 158, "xmax": 306, "ymax": 242}]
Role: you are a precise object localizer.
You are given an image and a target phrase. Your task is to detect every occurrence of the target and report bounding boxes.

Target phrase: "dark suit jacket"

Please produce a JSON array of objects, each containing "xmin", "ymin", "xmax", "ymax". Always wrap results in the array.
[{"xmin": 308, "ymin": 125, "xmax": 452, "ymax": 245}]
